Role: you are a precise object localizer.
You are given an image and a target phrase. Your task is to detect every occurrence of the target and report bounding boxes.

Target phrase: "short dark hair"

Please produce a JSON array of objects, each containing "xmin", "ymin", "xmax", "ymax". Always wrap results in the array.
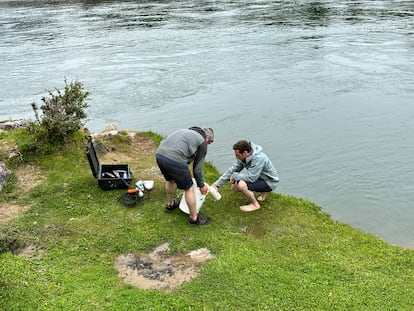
[{"xmin": 232, "ymin": 140, "xmax": 251, "ymax": 153}]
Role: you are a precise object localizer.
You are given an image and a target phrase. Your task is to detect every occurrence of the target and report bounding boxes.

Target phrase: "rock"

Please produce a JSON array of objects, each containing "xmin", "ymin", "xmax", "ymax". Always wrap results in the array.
[
  {"xmin": 0, "ymin": 163, "xmax": 11, "ymax": 191},
  {"xmin": 91, "ymin": 124, "xmax": 119, "ymax": 139},
  {"xmin": 0, "ymin": 119, "xmax": 29, "ymax": 131}
]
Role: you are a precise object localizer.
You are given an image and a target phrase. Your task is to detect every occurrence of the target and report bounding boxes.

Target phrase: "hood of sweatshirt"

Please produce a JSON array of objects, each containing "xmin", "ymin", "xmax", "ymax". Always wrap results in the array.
[{"xmin": 245, "ymin": 141, "xmax": 262, "ymax": 163}]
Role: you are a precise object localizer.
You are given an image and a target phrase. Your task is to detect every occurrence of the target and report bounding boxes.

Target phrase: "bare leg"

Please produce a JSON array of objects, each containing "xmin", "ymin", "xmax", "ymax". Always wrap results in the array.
[
  {"xmin": 184, "ymin": 185, "xmax": 198, "ymax": 221},
  {"xmin": 165, "ymin": 181, "xmax": 177, "ymax": 206},
  {"xmin": 232, "ymin": 180, "xmax": 261, "ymax": 212}
]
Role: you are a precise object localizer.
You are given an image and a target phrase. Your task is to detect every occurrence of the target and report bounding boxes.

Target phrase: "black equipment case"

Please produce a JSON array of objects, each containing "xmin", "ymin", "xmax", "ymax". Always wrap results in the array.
[{"xmin": 86, "ymin": 136, "xmax": 133, "ymax": 190}]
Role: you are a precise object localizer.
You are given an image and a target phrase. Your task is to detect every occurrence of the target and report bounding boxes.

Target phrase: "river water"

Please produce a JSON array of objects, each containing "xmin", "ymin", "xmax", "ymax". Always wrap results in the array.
[{"xmin": 1, "ymin": 0, "xmax": 413, "ymax": 248}]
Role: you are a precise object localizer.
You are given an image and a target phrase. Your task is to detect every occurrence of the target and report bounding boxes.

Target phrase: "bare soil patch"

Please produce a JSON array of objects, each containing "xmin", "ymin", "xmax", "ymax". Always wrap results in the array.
[
  {"xmin": 115, "ymin": 242, "xmax": 214, "ymax": 291},
  {"xmin": 0, "ymin": 204, "xmax": 30, "ymax": 225},
  {"xmin": 18, "ymin": 243, "xmax": 44, "ymax": 259},
  {"xmin": 0, "ymin": 164, "xmax": 43, "ymax": 225},
  {"xmin": 13, "ymin": 164, "xmax": 44, "ymax": 194},
  {"xmin": 96, "ymin": 128, "xmax": 157, "ymax": 162},
  {"xmin": 98, "ymin": 130, "xmax": 164, "ymax": 179}
]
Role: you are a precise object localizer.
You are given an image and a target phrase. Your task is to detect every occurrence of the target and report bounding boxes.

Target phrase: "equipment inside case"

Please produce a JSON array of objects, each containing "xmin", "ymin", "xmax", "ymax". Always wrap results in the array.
[{"xmin": 86, "ymin": 136, "xmax": 133, "ymax": 190}]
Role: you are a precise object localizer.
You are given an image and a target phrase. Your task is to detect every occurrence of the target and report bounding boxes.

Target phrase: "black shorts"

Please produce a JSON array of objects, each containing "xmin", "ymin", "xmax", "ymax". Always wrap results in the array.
[
  {"xmin": 246, "ymin": 178, "xmax": 272, "ymax": 192},
  {"xmin": 156, "ymin": 153, "xmax": 193, "ymax": 190}
]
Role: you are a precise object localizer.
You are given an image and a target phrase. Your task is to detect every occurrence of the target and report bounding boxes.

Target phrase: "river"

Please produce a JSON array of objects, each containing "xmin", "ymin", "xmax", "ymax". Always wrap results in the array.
[{"xmin": 1, "ymin": 0, "xmax": 413, "ymax": 248}]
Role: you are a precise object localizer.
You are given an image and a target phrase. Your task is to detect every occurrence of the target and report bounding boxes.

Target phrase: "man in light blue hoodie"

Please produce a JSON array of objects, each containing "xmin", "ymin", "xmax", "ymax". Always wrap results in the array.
[{"xmin": 212, "ymin": 140, "xmax": 279, "ymax": 212}]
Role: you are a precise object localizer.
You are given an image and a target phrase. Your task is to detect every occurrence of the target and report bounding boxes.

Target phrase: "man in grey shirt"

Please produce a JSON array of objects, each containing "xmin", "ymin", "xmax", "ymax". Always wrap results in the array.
[{"xmin": 156, "ymin": 126, "xmax": 214, "ymax": 225}]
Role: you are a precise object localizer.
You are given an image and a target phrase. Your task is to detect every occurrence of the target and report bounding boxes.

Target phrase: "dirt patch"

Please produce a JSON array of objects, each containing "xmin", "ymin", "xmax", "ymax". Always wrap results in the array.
[
  {"xmin": 18, "ymin": 243, "xmax": 44, "ymax": 259},
  {"xmin": 130, "ymin": 133, "xmax": 157, "ymax": 157},
  {"xmin": 13, "ymin": 164, "xmax": 44, "ymax": 194},
  {"xmin": 115, "ymin": 242, "xmax": 214, "ymax": 291},
  {"xmin": 97, "ymin": 130, "xmax": 164, "ymax": 179},
  {"xmin": 0, "ymin": 164, "xmax": 43, "ymax": 225},
  {"xmin": 95, "ymin": 128, "xmax": 157, "ymax": 163},
  {"xmin": 0, "ymin": 204, "xmax": 30, "ymax": 225}
]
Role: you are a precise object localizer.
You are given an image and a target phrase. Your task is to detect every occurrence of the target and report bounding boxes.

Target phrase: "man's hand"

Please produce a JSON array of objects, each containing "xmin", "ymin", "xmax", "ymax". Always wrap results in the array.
[{"xmin": 200, "ymin": 184, "xmax": 209, "ymax": 195}]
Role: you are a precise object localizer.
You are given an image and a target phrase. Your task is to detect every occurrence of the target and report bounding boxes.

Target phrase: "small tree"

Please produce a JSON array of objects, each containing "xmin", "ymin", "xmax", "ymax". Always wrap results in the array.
[{"xmin": 31, "ymin": 79, "xmax": 89, "ymax": 145}]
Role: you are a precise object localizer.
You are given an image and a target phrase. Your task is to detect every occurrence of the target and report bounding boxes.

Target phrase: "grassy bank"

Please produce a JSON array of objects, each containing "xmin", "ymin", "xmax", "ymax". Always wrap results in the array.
[{"xmin": 1, "ymin": 129, "xmax": 414, "ymax": 310}]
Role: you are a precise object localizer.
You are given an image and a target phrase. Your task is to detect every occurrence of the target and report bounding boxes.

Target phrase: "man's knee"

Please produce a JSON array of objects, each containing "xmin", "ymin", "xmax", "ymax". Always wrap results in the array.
[
  {"xmin": 232, "ymin": 180, "xmax": 248, "ymax": 191},
  {"xmin": 184, "ymin": 184, "xmax": 194, "ymax": 193}
]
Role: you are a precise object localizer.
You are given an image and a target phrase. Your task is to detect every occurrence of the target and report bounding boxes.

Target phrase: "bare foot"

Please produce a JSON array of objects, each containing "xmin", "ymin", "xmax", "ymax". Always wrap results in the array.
[
  {"xmin": 240, "ymin": 203, "xmax": 261, "ymax": 212},
  {"xmin": 257, "ymin": 192, "xmax": 268, "ymax": 202}
]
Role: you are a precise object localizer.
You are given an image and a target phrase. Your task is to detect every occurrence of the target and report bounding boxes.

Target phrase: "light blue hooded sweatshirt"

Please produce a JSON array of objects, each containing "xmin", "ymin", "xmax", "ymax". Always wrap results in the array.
[{"xmin": 214, "ymin": 142, "xmax": 279, "ymax": 190}]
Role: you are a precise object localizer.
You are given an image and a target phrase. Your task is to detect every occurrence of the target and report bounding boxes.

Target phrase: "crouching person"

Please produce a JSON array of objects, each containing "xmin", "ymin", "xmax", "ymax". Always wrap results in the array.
[{"xmin": 212, "ymin": 140, "xmax": 279, "ymax": 212}]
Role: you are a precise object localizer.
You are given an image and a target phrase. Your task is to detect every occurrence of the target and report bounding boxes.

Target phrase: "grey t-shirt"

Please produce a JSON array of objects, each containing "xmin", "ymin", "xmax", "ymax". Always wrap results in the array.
[{"xmin": 156, "ymin": 128, "xmax": 207, "ymax": 187}]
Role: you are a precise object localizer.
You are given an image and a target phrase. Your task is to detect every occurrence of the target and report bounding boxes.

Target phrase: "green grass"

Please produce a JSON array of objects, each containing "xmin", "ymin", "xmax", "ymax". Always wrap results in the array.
[{"xmin": 1, "ymin": 130, "xmax": 414, "ymax": 310}]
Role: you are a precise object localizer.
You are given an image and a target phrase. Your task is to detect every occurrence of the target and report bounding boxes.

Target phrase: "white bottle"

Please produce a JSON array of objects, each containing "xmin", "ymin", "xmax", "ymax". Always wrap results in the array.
[{"xmin": 208, "ymin": 184, "xmax": 221, "ymax": 201}]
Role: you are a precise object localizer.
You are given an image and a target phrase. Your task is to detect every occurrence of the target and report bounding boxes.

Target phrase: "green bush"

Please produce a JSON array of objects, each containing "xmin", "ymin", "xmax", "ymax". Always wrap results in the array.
[{"xmin": 30, "ymin": 79, "xmax": 89, "ymax": 146}]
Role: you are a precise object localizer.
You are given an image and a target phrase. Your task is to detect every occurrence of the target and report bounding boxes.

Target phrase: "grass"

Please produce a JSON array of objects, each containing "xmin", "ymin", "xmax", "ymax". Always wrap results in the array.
[{"xmin": 1, "ymin": 129, "xmax": 414, "ymax": 310}]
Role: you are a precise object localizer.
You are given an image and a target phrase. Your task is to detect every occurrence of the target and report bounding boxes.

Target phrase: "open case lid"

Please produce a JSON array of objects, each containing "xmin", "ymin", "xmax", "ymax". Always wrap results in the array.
[{"xmin": 86, "ymin": 136, "xmax": 100, "ymax": 178}]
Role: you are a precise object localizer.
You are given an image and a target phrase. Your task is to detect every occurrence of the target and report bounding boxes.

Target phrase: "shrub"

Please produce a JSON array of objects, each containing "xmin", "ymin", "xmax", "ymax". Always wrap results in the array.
[{"xmin": 30, "ymin": 79, "xmax": 89, "ymax": 145}]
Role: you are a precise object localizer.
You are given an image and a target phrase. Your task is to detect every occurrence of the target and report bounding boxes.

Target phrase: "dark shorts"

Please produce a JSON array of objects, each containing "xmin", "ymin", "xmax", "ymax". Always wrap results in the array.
[
  {"xmin": 156, "ymin": 153, "xmax": 193, "ymax": 190},
  {"xmin": 246, "ymin": 178, "xmax": 272, "ymax": 192}
]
